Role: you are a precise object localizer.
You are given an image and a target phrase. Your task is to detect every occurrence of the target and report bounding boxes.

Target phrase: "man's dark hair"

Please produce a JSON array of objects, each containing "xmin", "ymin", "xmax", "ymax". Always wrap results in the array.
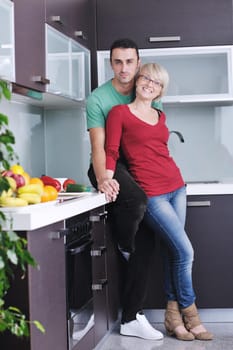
[{"xmin": 110, "ymin": 38, "xmax": 139, "ymax": 61}]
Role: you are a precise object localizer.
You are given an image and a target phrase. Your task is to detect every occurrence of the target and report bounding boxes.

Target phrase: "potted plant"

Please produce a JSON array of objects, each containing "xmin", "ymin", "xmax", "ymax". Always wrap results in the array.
[{"xmin": 0, "ymin": 80, "xmax": 44, "ymax": 336}]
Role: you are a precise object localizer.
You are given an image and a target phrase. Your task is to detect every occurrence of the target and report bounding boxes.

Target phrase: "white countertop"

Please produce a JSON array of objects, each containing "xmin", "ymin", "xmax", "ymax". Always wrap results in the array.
[
  {"xmin": 186, "ymin": 183, "xmax": 233, "ymax": 195},
  {"xmin": 1, "ymin": 184, "xmax": 233, "ymax": 231},
  {"xmin": 1, "ymin": 192, "xmax": 107, "ymax": 231}
]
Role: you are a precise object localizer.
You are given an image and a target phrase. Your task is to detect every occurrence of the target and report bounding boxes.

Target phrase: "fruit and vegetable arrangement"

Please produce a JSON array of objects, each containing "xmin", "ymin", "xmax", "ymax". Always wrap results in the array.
[{"xmin": 0, "ymin": 164, "xmax": 92, "ymax": 207}]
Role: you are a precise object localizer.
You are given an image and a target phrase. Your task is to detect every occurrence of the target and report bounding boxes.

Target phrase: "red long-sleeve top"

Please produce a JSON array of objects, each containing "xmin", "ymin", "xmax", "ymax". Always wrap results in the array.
[{"xmin": 105, "ymin": 105, "xmax": 184, "ymax": 197}]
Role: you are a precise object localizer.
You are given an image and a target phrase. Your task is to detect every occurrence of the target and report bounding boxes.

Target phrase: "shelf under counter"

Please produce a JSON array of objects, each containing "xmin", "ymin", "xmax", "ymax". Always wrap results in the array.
[{"xmin": 1, "ymin": 192, "xmax": 107, "ymax": 231}]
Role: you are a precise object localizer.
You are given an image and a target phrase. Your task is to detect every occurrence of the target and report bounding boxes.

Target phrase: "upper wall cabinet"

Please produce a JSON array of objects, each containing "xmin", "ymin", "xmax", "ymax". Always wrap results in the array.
[
  {"xmin": 96, "ymin": 0, "xmax": 233, "ymax": 49},
  {"xmin": 0, "ymin": 0, "xmax": 15, "ymax": 82},
  {"xmin": 46, "ymin": 25, "xmax": 90, "ymax": 101},
  {"xmin": 12, "ymin": 0, "xmax": 91, "ymax": 95},
  {"xmin": 97, "ymin": 45, "xmax": 233, "ymax": 104},
  {"xmin": 45, "ymin": 0, "xmax": 91, "ymax": 48},
  {"xmin": 14, "ymin": 0, "xmax": 49, "ymax": 92}
]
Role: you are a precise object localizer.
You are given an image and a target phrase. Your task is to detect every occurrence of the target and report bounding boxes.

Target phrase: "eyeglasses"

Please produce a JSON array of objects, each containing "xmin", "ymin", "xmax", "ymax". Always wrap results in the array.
[{"xmin": 138, "ymin": 74, "xmax": 163, "ymax": 88}]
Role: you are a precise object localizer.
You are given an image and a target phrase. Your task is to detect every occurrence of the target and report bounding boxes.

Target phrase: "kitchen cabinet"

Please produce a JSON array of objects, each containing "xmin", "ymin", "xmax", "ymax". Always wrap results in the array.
[
  {"xmin": 144, "ymin": 193, "xmax": 233, "ymax": 309},
  {"xmin": 97, "ymin": 45, "xmax": 233, "ymax": 104},
  {"xmin": 0, "ymin": 197, "xmax": 120, "ymax": 350},
  {"xmin": 96, "ymin": 0, "xmax": 233, "ymax": 50},
  {"xmin": 0, "ymin": 0, "xmax": 15, "ymax": 82},
  {"xmin": 45, "ymin": 0, "xmax": 91, "ymax": 48},
  {"xmin": 12, "ymin": 0, "xmax": 91, "ymax": 94},
  {"xmin": 0, "ymin": 221, "xmax": 68, "ymax": 350},
  {"xmin": 46, "ymin": 25, "xmax": 90, "ymax": 100},
  {"xmin": 185, "ymin": 194, "xmax": 233, "ymax": 308},
  {"xmin": 14, "ymin": 0, "xmax": 49, "ymax": 92},
  {"xmin": 90, "ymin": 208, "xmax": 120, "ymax": 345}
]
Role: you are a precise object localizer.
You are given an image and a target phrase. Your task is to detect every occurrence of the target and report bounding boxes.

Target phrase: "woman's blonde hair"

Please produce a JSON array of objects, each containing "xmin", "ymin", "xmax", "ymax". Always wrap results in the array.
[{"xmin": 137, "ymin": 62, "xmax": 169, "ymax": 101}]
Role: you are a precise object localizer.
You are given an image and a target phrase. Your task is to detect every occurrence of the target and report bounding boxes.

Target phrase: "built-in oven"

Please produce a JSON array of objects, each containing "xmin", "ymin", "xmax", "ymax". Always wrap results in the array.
[{"xmin": 65, "ymin": 213, "xmax": 94, "ymax": 350}]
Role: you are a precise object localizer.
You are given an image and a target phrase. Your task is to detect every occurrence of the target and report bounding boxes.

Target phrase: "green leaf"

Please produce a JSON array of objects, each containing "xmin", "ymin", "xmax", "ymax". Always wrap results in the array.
[
  {"xmin": 8, "ymin": 306, "xmax": 22, "ymax": 313},
  {"xmin": 0, "ymin": 176, "xmax": 10, "ymax": 193},
  {"xmin": 7, "ymin": 231, "xmax": 19, "ymax": 242},
  {"xmin": 0, "ymin": 81, "xmax": 11, "ymax": 100},
  {"xmin": 33, "ymin": 320, "xmax": 45, "ymax": 333},
  {"xmin": 6, "ymin": 250, "xmax": 18, "ymax": 265},
  {"xmin": 0, "ymin": 256, "xmax": 4, "ymax": 269},
  {"xmin": 2, "ymin": 87, "xmax": 11, "ymax": 100},
  {"xmin": 0, "ymin": 113, "xmax": 9, "ymax": 125},
  {"xmin": 0, "ymin": 133, "xmax": 15, "ymax": 144}
]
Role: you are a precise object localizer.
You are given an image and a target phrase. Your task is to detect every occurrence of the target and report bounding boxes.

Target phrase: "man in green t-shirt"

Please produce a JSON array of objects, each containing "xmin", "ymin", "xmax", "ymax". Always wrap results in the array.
[{"xmin": 86, "ymin": 38, "xmax": 163, "ymax": 340}]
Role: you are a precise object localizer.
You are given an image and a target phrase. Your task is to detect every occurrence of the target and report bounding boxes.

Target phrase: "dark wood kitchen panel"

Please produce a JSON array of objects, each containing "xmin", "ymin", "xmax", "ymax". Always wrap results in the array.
[
  {"xmin": 185, "ymin": 194, "xmax": 233, "ymax": 308},
  {"xmin": 45, "ymin": 0, "xmax": 92, "ymax": 47},
  {"xmin": 14, "ymin": 0, "xmax": 49, "ymax": 92},
  {"xmin": 144, "ymin": 194, "xmax": 233, "ymax": 309},
  {"xmin": 96, "ymin": 0, "xmax": 233, "ymax": 49}
]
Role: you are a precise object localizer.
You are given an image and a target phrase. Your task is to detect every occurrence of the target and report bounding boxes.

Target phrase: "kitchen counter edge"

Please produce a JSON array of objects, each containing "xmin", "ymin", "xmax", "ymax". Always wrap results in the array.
[{"xmin": 1, "ymin": 192, "xmax": 107, "ymax": 231}]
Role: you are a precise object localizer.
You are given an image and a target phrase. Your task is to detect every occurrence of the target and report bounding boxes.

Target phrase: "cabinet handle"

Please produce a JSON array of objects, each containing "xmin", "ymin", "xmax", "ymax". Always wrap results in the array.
[
  {"xmin": 149, "ymin": 36, "xmax": 181, "ymax": 43},
  {"xmin": 32, "ymin": 76, "xmax": 50, "ymax": 85},
  {"xmin": 187, "ymin": 200, "xmax": 211, "ymax": 207},
  {"xmin": 69, "ymin": 239, "xmax": 93, "ymax": 255},
  {"xmin": 89, "ymin": 211, "xmax": 108, "ymax": 222},
  {"xmin": 49, "ymin": 228, "xmax": 69, "ymax": 240},
  {"xmin": 74, "ymin": 30, "xmax": 87, "ymax": 40},
  {"xmin": 92, "ymin": 279, "xmax": 107, "ymax": 291},
  {"xmin": 50, "ymin": 15, "xmax": 62, "ymax": 24},
  {"xmin": 91, "ymin": 246, "xmax": 106, "ymax": 256}
]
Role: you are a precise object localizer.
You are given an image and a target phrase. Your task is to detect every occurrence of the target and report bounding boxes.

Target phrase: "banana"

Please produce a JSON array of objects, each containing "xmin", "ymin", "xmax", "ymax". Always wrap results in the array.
[
  {"xmin": 18, "ymin": 193, "xmax": 41, "ymax": 204},
  {"xmin": 0, "ymin": 188, "xmax": 13, "ymax": 198},
  {"xmin": 17, "ymin": 184, "xmax": 43, "ymax": 196},
  {"xmin": 0, "ymin": 196, "xmax": 28, "ymax": 207}
]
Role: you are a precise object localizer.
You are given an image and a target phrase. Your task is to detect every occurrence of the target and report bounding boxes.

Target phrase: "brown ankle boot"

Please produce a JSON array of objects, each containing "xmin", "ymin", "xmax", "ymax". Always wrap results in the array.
[
  {"xmin": 164, "ymin": 301, "xmax": 195, "ymax": 341},
  {"xmin": 182, "ymin": 303, "xmax": 213, "ymax": 340}
]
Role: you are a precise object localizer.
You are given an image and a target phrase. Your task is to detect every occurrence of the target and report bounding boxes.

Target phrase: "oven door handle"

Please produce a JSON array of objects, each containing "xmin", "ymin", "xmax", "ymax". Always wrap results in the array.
[{"xmin": 68, "ymin": 239, "xmax": 93, "ymax": 255}]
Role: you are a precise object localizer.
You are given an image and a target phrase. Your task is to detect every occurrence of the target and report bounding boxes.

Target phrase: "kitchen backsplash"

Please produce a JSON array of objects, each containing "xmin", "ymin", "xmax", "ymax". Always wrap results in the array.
[
  {"xmin": 44, "ymin": 106, "xmax": 91, "ymax": 185},
  {"xmin": 2, "ymin": 95, "xmax": 233, "ymax": 185},
  {"xmin": 165, "ymin": 103, "xmax": 233, "ymax": 183},
  {"xmin": 0, "ymin": 96, "xmax": 46, "ymax": 177}
]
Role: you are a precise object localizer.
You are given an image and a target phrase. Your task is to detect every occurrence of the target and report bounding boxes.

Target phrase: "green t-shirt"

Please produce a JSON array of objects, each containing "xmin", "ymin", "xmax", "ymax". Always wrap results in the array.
[{"xmin": 86, "ymin": 80, "xmax": 163, "ymax": 130}]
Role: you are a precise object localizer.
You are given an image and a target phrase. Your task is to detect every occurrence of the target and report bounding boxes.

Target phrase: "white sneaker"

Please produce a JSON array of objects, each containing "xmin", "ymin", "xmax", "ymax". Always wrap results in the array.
[{"xmin": 120, "ymin": 313, "xmax": 164, "ymax": 340}]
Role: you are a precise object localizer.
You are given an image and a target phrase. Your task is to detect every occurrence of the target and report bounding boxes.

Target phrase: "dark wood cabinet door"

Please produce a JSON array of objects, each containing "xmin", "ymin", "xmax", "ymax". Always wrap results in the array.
[
  {"xmin": 90, "ymin": 207, "xmax": 108, "ymax": 345},
  {"xmin": 14, "ymin": 0, "xmax": 48, "ymax": 92},
  {"xmin": 96, "ymin": 0, "xmax": 233, "ymax": 49},
  {"xmin": 185, "ymin": 195, "xmax": 233, "ymax": 308},
  {"xmin": 45, "ymin": 0, "xmax": 91, "ymax": 47}
]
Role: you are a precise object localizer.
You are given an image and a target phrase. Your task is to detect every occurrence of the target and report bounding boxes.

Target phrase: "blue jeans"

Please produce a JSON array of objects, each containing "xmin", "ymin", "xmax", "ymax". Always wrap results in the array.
[{"xmin": 145, "ymin": 186, "xmax": 195, "ymax": 308}]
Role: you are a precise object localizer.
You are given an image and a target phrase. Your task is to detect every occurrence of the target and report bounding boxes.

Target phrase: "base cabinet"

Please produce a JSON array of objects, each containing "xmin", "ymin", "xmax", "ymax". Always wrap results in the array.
[
  {"xmin": 0, "ymin": 205, "xmax": 120, "ymax": 350},
  {"xmin": 0, "ymin": 220, "xmax": 67, "ymax": 350},
  {"xmin": 144, "ymin": 194, "xmax": 233, "ymax": 309},
  {"xmin": 185, "ymin": 194, "xmax": 233, "ymax": 308}
]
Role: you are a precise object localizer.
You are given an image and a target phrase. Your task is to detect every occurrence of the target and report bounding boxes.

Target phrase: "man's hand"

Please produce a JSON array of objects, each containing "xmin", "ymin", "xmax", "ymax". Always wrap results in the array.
[{"xmin": 97, "ymin": 178, "xmax": 119, "ymax": 202}]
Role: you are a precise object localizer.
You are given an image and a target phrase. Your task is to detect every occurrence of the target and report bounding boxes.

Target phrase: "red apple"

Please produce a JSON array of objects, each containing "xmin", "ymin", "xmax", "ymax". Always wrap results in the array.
[{"xmin": 11, "ymin": 173, "xmax": 26, "ymax": 188}]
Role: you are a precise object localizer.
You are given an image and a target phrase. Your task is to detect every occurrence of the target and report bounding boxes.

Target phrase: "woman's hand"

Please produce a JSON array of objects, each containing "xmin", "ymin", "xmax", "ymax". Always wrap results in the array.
[{"xmin": 97, "ymin": 177, "xmax": 120, "ymax": 202}]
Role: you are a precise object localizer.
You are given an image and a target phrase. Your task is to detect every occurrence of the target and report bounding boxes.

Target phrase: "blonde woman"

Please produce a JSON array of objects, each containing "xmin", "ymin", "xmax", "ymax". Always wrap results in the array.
[{"xmin": 105, "ymin": 63, "xmax": 213, "ymax": 341}]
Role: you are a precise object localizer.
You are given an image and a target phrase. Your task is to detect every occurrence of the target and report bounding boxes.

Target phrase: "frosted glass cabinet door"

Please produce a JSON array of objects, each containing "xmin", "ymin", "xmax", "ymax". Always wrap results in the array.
[
  {"xmin": 46, "ymin": 25, "xmax": 90, "ymax": 101},
  {"xmin": 71, "ymin": 40, "xmax": 85, "ymax": 100},
  {"xmin": 46, "ymin": 25, "xmax": 70, "ymax": 97},
  {"xmin": 97, "ymin": 46, "xmax": 233, "ymax": 103},
  {"xmin": 0, "ymin": 0, "xmax": 15, "ymax": 82}
]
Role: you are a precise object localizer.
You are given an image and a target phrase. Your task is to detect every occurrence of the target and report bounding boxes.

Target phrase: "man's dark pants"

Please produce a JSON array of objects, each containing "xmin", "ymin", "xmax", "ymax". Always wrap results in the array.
[{"xmin": 88, "ymin": 162, "xmax": 156, "ymax": 322}]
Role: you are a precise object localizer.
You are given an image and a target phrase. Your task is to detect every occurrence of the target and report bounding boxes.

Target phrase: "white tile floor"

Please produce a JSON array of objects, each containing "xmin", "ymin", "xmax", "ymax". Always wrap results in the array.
[{"xmin": 95, "ymin": 310, "xmax": 233, "ymax": 350}]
